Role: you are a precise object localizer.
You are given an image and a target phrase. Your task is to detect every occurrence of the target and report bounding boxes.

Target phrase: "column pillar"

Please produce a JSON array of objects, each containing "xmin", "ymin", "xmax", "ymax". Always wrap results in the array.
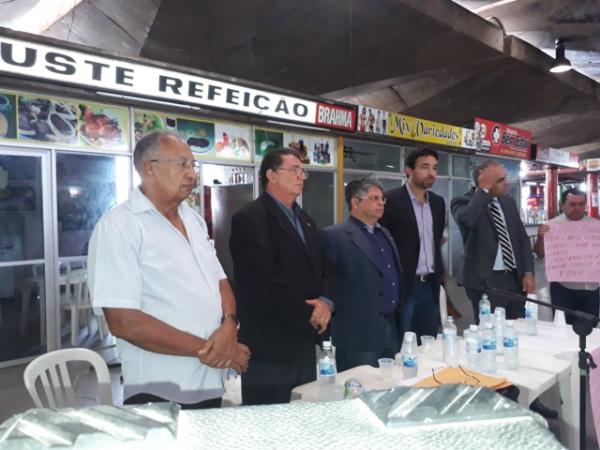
[
  {"xmin": 587, "ymin": 172, "xmax": 599, "ymax": 218},
  {"xmin": 544, "ymin": 166, "xmax": 558, "ymax": 219}
]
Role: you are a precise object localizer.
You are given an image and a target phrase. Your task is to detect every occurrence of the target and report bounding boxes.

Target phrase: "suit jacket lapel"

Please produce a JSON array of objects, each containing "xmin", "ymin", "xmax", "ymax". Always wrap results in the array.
[
  {"xmin": 401, "ymin": 185, "xmax": 419, "ymax": 237},
  {"xmin": 346, "ymin": 219, "xmax": 385, "ymax": 272},
  {"xmin": 261, "ymin": 193, "xmax": 311, "ymax": 257}
]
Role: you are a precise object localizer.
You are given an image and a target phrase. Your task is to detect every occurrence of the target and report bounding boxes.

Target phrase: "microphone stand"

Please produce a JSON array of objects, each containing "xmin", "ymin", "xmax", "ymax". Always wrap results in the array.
[{"xmin": 485, "ymin": 283, "xmax": 599, "ymax": 450}]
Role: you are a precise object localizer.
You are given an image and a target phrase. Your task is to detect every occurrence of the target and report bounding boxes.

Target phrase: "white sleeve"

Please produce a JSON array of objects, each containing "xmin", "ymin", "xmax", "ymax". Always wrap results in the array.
[{"xmin": 87, "ymin": 213, "xmax": 143, "ymax": 310}]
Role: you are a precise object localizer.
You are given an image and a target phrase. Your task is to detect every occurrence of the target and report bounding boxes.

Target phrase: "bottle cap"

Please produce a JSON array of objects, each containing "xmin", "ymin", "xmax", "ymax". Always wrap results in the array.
[
  {"xmin": 447, "ymin": 316, "xmax": 454, "ymax": 322},
  {"xmin": 322, "ymin": 341, "xmax": 332, "ymax": 349},
  {"xmin": 469, "ymin": 324, "xmax": 478, "ymax": 331},
  {"xmin": 485, "ymin": 322, "xmax": 493, "ymax": 329}
]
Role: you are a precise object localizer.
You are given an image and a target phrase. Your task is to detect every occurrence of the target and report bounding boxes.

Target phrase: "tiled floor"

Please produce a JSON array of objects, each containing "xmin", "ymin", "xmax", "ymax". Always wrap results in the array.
[{"xmin": 0, "ymin": 269, "xmax": 597, "ymax": 448}]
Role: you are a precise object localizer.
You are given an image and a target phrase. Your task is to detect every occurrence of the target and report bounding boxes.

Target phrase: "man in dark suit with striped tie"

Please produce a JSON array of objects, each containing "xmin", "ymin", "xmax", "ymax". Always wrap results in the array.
[{"xmin": 451, "ymin": 160, "xmax": 535, "ymax": 321}]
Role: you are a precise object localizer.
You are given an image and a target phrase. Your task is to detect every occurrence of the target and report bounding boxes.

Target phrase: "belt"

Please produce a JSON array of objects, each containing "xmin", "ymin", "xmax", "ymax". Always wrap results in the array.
[
  {"xmin": 492, "ymin": 268, "xmax": 515, "ymax": 274},
  {"xmin": 415, "ymin": 273, "xmax": 434, "ymax": 282}
]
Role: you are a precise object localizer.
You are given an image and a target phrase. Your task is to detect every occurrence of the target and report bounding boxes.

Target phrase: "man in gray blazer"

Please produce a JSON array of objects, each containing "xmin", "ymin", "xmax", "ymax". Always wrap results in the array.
[
  {"xmin": 321, "ymin": 177, "xmax": 403, "ymax": 371},
  {"xmin": 451, "ymin": 160, "xmax": 535, "ymax": 321}
]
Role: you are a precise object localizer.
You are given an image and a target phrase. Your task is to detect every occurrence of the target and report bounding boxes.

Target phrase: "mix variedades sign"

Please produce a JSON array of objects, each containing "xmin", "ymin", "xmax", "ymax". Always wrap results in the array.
[
  {"xmin": 474, "ymin": 117, "xmax": 531, "ymax": 159},
  {"xmin": 0, "ymin": 36, "xmax": 353, "ymax": 131},
  {"xmin": 387, "ymin": 112, "xmax": 462, "ymax": 147}
]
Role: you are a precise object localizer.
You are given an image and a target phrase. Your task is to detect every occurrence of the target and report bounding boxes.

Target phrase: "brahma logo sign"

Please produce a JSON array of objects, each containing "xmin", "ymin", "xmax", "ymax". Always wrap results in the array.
[{"xmin": 315, "ymin": 103, "xmax": 356, "ymax": 131}]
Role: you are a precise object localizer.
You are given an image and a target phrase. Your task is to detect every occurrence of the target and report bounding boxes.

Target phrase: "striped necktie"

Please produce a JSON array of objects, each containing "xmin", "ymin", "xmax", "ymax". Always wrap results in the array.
[{"xmin": 488, "ymin": 200, "xmax": 517, "ymax": 270}]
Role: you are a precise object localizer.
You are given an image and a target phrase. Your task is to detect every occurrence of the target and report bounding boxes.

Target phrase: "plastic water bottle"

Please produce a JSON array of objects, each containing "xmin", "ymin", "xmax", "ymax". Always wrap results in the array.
[
  {"xmin": 504, "ymin": 320, "xmax": 519, "ymax": 370},
  {"xmin": 318, "ymin": 341, "xmax": 336, "ymax": 400},
  {"xmin": 479, "ymin": 293, "xmax": 491, "ymax": 326},
  {"xmin": 465, "ymin": 324, "xmax": 481, "ymax": 371},
  {"xmin": 401, "ymin": 332, "xmax": 418, "ymax": 378},
  {"xmin": 481, "ymin": 322, "xmax": 497, "ymax": 373},
  {"xmin": 493, "ymin": 307, "xmax": 506, "ymax": 355},
  {"xmin": 525, "ymin": 301, "xmax": 538, "ymax": 336},
  {"xmin": 443, "ymin": 316, "xmax": 459, "ymax": 367}
]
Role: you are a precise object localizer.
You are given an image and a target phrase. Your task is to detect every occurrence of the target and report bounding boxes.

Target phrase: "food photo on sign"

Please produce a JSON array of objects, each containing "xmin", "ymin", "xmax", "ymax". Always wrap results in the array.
[
  {"xmin": 18, "ymin": 96, "xmax": 78, "ymax": 144},
  {"xmin": 78, "ymin": 104, "xmax": 127, "ymax": 150},
  {"xmin": 254, "ymin": 129, "xmax": 283, "ymax": 158},
  {"xmin": 177, "ymin": 118, "xmax": 215, "ymax": 156},
  {"xmin": 134, "ymin": 110, "xmax": 177, "ymax": 142},
  {"xmin": 214, "ymin": 123, "xmax": 250, "ymax": 160},
  {"xmin": 0, "ymin": 93, "xmax": 17, "ymax": 140}
]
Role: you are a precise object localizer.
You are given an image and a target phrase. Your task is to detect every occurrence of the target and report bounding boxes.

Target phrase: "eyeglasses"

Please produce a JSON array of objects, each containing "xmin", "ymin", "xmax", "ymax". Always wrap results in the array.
[
  {"xmin": 276, "ymin": 166, "xmax": 309, "ymax": 178},
  {"xmin": 358, "ymin": 195, "xmax": 387, "ymax": 203},
  {"xmin": 149, "ymin": 158, "xmax": 200, "ymax": 170}
]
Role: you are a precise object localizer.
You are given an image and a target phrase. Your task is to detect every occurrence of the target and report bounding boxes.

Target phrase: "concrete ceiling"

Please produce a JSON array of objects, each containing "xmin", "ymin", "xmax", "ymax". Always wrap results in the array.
[{"xmin": 1, "ymin": 0, "xmax": 600, "ymax": 159}]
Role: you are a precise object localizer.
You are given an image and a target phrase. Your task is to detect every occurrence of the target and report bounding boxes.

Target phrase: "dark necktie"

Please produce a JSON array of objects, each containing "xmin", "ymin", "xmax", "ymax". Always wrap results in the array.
[{"xmin": 489, "ymin": 201, "xmax": 517, "ymax": 270}]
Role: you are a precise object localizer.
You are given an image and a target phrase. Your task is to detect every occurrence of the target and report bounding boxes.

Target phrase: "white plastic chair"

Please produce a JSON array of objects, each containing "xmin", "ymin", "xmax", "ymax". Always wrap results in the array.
[
  {"xmin": 23, "ymin": 348, "xmax": 113, "ymax": 408},
  {"xmin": 439, "ymin": 284, "xmax": 448, "ymax": 324}
]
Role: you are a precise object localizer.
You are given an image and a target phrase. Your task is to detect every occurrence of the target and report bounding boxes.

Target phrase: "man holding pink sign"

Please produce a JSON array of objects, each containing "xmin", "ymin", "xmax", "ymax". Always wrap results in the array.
[{"xmin": 534, "ymin": 188, "xmax": 600, "ymax": 324}]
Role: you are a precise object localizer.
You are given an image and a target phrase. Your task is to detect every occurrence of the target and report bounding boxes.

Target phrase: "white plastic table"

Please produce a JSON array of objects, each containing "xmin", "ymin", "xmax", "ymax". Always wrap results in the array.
[{"xmin": 292, "ymin": 340, "xmax": 570, "ymax": 409}]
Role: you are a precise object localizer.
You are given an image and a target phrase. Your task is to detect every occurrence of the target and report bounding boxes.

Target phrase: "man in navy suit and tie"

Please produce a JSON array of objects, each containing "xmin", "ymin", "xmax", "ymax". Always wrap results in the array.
[{"xmin": 321, "ymin": 177, "xmax": 403, "ymax": 371}]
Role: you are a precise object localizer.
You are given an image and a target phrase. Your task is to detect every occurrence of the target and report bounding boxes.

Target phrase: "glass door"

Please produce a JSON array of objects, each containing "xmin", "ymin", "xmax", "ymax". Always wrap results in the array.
[{"xmin": 0, "ymin": 149, "xmax": 51, "ymax": 366}]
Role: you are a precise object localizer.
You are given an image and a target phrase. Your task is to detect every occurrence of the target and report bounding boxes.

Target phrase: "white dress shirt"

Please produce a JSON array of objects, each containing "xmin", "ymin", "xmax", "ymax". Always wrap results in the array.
[{"xmin": 88, "ymin": 187, "xmax": 227, "ymax": 403}]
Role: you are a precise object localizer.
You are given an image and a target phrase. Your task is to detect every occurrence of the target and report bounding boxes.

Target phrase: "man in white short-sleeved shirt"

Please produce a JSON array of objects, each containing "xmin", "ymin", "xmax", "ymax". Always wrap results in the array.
[
  {"xmin": 88, "ymin": 131, "xmax": 250, "ymax": 409},
  {"xmin": 534, "ymin": 188, "xmax": 600, "ymax": 324}
]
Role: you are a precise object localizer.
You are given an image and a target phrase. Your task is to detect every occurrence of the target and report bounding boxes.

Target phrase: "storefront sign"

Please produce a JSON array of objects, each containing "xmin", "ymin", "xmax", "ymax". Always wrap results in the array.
[
  {"xmin": 585, "ymin": 158, "xmax": 600, "ymax": 172},
  {"xmin": 356, "ymin": 105, "xmax": 387, "ymax": 135},
  {"xmin": 387, "ymin": 113, "xmax": 462, "ymax": 147},
  {"xmin": 315, "ymin": 103, "xmax": 356, "ymax": 131},
  {"xmin": 0, "ymin": 36, "xmax": 334, "ymax": 128},
  {"xmin": 474, "ymin": 117, "xmax": 531, "ymax": 159},
  {"xmin": 535, "ymin": 147, "xmax": 578, "ymax": 168}
]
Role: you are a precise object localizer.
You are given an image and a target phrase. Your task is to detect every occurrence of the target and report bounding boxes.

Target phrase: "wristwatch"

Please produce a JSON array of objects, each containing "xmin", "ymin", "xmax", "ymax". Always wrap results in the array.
[{"xmin": 221, "ymin": 313, "xmax": 240, "ymax": 329}]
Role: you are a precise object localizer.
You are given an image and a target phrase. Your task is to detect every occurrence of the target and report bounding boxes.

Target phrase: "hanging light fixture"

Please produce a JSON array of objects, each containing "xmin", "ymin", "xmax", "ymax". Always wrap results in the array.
[{"xmin": 550, "ymin": 39, "xmax": 572, "ymax": 73}]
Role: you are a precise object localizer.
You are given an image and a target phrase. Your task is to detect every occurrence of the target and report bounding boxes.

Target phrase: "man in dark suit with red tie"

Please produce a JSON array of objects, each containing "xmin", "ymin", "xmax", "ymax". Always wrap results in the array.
[{"xmin": 230, "ymin": 148, "xmax": 334, "ymax": 405}]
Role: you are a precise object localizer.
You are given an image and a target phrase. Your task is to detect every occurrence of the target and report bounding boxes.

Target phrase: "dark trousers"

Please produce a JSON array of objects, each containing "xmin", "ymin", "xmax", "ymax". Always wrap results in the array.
[
  {"xmin": 402, "ymin": 277, "xmax": 439, "ymax": 339},
  {"xmin": 550, "ymin": 282, "xmax": 600, "ymax": 325},
  {"xmin": 336, "ymin": 316, "xmax": 400, "ymax": 372},
  {"xmin": 124, "ymin": 393, "xmax": 222, "ymax": 409},
  {"xmin": 241, "ymin": 359, "xmax": 315, "ymax": 405},
  {"xmin": 466, "ymin": 270, "xmax": 524, "ymax": 321}
]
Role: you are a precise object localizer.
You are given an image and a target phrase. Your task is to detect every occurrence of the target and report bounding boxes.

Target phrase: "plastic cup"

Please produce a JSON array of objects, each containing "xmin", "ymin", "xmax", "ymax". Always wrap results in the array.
[
  {"xmin": 378, "ymin": 357, "xmax": 395, "ymax": 381},
  {"xmin": 554, "ymin": 310, "xmax": 567, "ymax": 327},
  {"xmin": 420, "ymin": 335, "xmax": 435, "ymax": 355}
]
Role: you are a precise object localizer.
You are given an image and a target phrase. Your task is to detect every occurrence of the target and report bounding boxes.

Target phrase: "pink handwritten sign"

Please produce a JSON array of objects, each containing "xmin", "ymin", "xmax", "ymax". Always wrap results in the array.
[{"xmin": 544, "ymin": 219, "xmax": 600, "ymax": 282}]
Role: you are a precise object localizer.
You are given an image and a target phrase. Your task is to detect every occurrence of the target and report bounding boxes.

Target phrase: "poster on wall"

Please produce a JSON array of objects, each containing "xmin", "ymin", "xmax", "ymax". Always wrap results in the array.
[
  {"xmin": 177, "ymin": 118, "xmax": 215, "ymax": 157},
  {"xmin": 78, "ymin": 103, "xmax": 128, "ymax": 151},
  {"xmin": 0, "ymin": 92, "xmax": 17, "ymax": 140},
  {"xmin": 214, "ymin": 122, "xmax": 251, "ymax": 161},
  {"xmin": 461, "ymin": 127, "xmax": 477, "ymax": 150},
  {"xmin": 133, "ymin": 110, "xmax": 177, "ymax": 142},
  {"xmin": 308, "ymin": 136, "xmax": 335, "ymax": 166},
  {"xmin": 254, "ymin": 129, "xmax": 283, "ymax": 158},
  {"xmin": 18, "ymin": 96, "xmax": 79, "ymax": 145},
  {"xmin": 285, "ymin": 132, "xmax": 311, "ymax": 164},
  {"xmin": 356, "ymin": 105, "xmax": 387, "ymax": 135},
  {"xmin": 474, "ymin": 117, "xmax": 531, "ymax": 159}
]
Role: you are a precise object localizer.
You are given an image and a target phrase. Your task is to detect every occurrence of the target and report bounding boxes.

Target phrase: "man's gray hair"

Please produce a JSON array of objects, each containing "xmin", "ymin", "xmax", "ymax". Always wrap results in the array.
[
  {"xmin": 472, "ymin": 159, "xmax": 502, "ymax": 187},
  {"xmin": 345, "ymin": 176, "xmax": 384, "ymax": 211},
  {"xmin": 133, "ymin": 131, "xmax": 184, "ymax": 174}
]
